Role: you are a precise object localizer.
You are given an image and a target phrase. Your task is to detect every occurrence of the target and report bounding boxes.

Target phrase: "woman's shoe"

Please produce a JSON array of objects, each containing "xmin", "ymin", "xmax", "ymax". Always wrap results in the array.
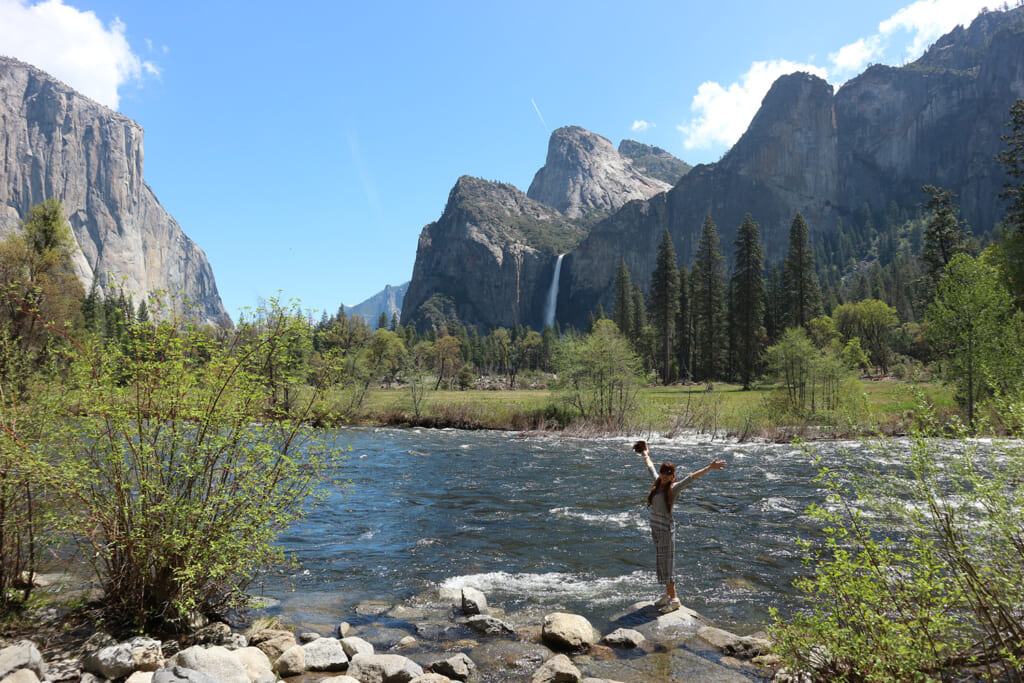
[
  {"xmin": 653, "ymin": 595, "xmax": 672, "ymax": 607},
  {"xmin": 659, "ymin": 598, "xmax": 681, "ymax": 614}
]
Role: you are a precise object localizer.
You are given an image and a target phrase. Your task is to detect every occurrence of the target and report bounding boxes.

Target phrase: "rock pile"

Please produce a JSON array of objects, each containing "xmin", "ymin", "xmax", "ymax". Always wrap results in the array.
[{"xmin": 0, "ymin": 587, "xmax": 776, "ymax": 682}]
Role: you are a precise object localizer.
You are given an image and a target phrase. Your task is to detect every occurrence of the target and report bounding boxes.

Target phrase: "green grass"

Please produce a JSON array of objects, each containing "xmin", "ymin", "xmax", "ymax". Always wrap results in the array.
[{"xmin": 322, "ymin": 378, "xmax": 958, "ymax": 438}]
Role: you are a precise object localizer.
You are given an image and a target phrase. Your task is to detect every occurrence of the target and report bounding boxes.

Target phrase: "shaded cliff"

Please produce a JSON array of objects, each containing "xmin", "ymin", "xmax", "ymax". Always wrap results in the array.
[
  {"xmin": 0, "ymin": 56, "xmax": 230, "ymax": 327},
  {"xmin": 401, "ymin": 176, "xmax": 585, "ymax": 331},
  {"xmin": 560, "ymin": 7, "xmax": 1024, "ymax": 329},
  {"xmin": 526, "ymin": 126, "xmax": 671, "ymax": 219}
]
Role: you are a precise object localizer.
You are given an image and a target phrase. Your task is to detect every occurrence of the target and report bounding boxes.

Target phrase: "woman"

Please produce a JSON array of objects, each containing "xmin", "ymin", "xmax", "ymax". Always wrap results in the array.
[{"xmin": 634, "ymin": 440, "xmax": 726, "ymax": 613}]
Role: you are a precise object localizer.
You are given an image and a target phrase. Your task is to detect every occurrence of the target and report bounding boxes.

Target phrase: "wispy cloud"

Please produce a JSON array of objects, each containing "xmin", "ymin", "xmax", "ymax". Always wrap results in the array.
[
  {"xmin": 829, "ymin": 0, "xmax": 993, "ymax": 79},
  {"xmin": 631, "ymin": 120, "xmax": 654, "ymax": 132},
  {"xmin": 677, "ymin": 59, "xmax": 826, "ymax": 151},
  {"xmin": 0, "ymin": 0, "xmax": 157, "ymax": 109},
  {"xmin": 347, "ymin": 131, "xmax": 382, "ymax": 222},
  {"xmin": 532, "ymin": 98, "xmax": 548, "ymax": 133}
]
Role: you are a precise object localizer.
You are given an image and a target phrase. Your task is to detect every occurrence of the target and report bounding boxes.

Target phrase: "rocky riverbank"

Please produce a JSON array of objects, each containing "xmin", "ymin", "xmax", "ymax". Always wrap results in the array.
[{"xmin": 1, "ymin": 584, "xmax": 780, "ymax": 683}]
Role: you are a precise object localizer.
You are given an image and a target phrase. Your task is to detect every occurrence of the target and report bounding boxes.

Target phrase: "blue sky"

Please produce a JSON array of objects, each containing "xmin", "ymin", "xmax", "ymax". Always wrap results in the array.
[{"xmin": 0, "ymin": 0, "xmax": 999, "ymax": 320}]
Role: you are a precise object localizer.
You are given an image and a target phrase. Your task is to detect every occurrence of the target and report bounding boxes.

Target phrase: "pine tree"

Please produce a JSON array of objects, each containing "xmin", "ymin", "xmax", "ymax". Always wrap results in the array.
[
  {"xmin": 649, "ymin": 231, "xmax": 680, "ymax": 384},
  {"xmin": 631, "ymin": 284, "xmax": 646, "ymax": 342},
  {"xmin": 763, "ymin": 262, "xmax": 785, "ymax": 343},
  {"xmin": 730, "ymin": 214, "xmax": 766, "ymax": 389},
  {"xmin": 613, "ymin": 259, "xmax": 634, "ymax": 340},
  {"xmin": 692, "ymin": 215, "xmax": 727, "ymax": 381},
  {"xmin": 675, "ymin": 263, "xmax": 691, "ymax": 381},
  {"xmin": 921, "ymin": 185, "xmax": 971, "ymax": 302},
  {"xmin": 783, "ymin": 212, "xmax": 822, "ymax": 329}
]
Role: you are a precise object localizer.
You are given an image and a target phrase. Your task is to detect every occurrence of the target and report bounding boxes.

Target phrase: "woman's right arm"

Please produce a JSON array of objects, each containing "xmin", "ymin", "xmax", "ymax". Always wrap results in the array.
[{"xmin": 638, "ymin": 448, "xmax": 658, "ymax": 480}]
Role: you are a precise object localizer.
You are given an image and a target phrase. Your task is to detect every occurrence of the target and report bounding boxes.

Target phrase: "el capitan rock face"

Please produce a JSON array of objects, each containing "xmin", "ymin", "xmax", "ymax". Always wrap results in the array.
[
  {"xmin": 0, "ymin": 56, "xmax": 231, "ymax": 327},
  {"xmin": 527, "ymin": 126, "xmax": 671, "ymax": 219},
  {"xmin": 401, "ymin": 176, "xmax": 585, "ymax": 331}
]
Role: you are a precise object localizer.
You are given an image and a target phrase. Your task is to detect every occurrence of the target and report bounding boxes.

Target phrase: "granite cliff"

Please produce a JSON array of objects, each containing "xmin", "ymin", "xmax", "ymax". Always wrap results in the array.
[
  {"xmin": 402, "ymin": 129, "xmax": 682, "ymax": 331},
  {"xmin": 526, "ymin": 126, "xmax": 672, "ymax": 219},
  {"xmin": 0, "ymin": 56, "xmax": 230, "ymax": 327},
  {"xmin": 401, "ymin": 176, "xmax": 586, "ymax": 331},
  {"xmin": 558, "ymin": 6, "xmax": 1024, "ymax": 328}
]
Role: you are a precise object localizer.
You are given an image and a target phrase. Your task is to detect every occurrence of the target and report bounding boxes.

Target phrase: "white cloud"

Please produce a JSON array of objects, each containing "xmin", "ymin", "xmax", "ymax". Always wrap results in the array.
[
  {"xmin": 830, "ymin": 0, "xmax": 992, "ymax": 78},
  {"xmin": 677, "ymin": 59, "xmax": 827, "ymax": 151},
  {"xmin": 631, "ymin": 120, "xmax": 654, "ymax": 132},
  {"xmin": 0, "ymin": 0, "xmax": 156, "ymax": 109}
]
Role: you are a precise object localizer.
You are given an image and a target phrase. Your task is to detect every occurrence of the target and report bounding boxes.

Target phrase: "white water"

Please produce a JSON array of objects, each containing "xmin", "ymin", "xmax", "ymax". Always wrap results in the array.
[{"xmin": 543, "ymin": 254, "xmax": 564, "ymax": 328}]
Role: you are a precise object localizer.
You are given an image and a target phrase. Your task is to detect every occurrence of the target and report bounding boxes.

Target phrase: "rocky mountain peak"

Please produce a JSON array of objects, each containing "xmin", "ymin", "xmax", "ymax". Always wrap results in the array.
[
  {"xmin": 0, "ymin": 56, "xmax": 230, "ymax": 326},
  {"xmin": 527, "ymin": 126, "xmax": 671, "ymax": 219},
  {"xmin": 617, "ymin": 140, "xmax": 692, "ymax": 187}
]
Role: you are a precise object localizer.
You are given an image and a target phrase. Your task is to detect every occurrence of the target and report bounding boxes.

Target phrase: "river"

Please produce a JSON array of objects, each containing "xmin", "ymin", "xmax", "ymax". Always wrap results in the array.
[{"xmin": 260, "ymin": 426, "xmax": 889, "ymax": 641}]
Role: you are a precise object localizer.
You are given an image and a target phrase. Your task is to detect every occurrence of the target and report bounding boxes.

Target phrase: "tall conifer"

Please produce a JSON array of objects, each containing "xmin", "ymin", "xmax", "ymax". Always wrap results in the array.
[
  {"xmin": 650, "ymin": 230, "xmax": 680, "ymax": 384},
  {"xmin": 730, "ymin": 214, "xmax": 766, "ymax": 389},
  {"xmin": 783, "ymin": 212, "xmax": 822, "ymax": 329},
  {"xmin": 692, "ymin": 215, "xmax": 726, "ymax": 381}
]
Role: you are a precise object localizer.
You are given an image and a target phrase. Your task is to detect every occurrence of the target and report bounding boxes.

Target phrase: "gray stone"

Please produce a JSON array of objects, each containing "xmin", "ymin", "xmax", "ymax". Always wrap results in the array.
[
  {"xmin": 409, "ymin": 675, "xmax": 450, "ymax": 683},
  {"xmin": 298, "ymin": 632, "xmax": 321, "ymax": 644},
  {"xmin": 530, "ymin": 654, "xmax": 581, "ymax": 683},
  {"xmin": 152, "ymin": 666, "xmax": 220, "ymax": 683},
  {"xmin": 43, "ymin": 658, "xmax": 80, "ymax": 682},
  {"xmin": 347, "ymin": 653, "xmax": 424, "ymax": 683},
  {"xmin": 83, "ymin": 640, "xmax": 136, "ymax": 680},
  {"xmin": 340, "ymin": 636, "xmax": 374, "ymax": 658},
  {"xmin": 335, "ymin": 622, "xmax": 353, "ymax": 638},
  {"xmin": 464, "ymin": 615, "xmax": 515, "ymax": 637},
  {"xmin": 302, "ymin": 637, "xmax": 349, "ymax": 672},
  {"xmin": 696, "ymin": 626, "xmax": 771, "ymax": 658},
  {"xmin": 600, "ymin": 628, "xmax": 645, "ymax": 649},
  {"xmin": 125, "ymin": 672, "xmax": 154, "ymax": 683},
  {"xmin": 234, "ymin": 647, "xmax": 274, "ymax": 683},
  {"xmin": 272, "ymin": 645, "xmax": 305, "ymax": 677},
  {"xmin": 460, "ymin": 587, "xmax": 487, "ymax": 615},
  {"xmin": 0, "ymin": 56, "xmax": 231, "ymax": 327},
  {"xmin": 541, "ymin": 613, "xmax": 600, "ymax": 651},
  {"xmin": 1, "ymin": 669, "xmax": 40, "ymax": 683},
  {"xmin": 168, "ymin": 646, "xmax": 247, "ymax": 683},
  {"xmin": 0, "ymin": 642, "xmax": 45, "ymax": 681},
  {"xmin": 428, "ymin": 652, "xmax": 474, "ymax": 681},
  {"xmin": 249, "ymin": 630, "xmax": 297, "ymax": 661},
  {"xmin": 320, "ymin": 677, "xmax": 361, "ymax": 683}
]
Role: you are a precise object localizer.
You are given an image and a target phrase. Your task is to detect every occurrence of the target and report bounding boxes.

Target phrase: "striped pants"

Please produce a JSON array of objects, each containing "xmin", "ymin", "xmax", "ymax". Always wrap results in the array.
[{"xmin": 650, "ymin": 521, "xmax": 675, "ymax": 584}]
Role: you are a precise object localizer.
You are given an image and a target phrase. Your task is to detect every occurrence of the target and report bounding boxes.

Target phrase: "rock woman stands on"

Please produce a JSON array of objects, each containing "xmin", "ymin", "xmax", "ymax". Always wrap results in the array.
[{"xmin": 634, "ymin": 440, "xmax": 726, "ymax": 614}]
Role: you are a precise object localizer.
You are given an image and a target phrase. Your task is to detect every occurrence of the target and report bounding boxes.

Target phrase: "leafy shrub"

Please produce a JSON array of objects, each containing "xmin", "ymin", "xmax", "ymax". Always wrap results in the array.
[{"xmin": 771, "ymin": 413, "xmax": 1024, "ymax": 681}]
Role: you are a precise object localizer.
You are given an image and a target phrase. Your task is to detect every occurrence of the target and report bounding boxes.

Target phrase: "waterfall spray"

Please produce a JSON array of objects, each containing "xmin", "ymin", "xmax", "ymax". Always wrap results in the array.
[{"xmin": 544, "ymin": 254, "xmax": 564, "ymax": 329}]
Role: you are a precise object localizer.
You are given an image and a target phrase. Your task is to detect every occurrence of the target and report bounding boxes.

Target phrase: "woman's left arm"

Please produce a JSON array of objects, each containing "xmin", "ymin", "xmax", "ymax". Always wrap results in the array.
[{"xmin": 674, "ymin": 458, "xmax": 727, "ymax": 491}]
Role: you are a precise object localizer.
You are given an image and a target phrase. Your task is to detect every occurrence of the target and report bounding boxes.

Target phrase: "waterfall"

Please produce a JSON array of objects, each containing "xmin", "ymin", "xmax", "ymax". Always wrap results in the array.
[{"xmin": 544, "ymin": 254, "xmax": 565, "ymax": 329}]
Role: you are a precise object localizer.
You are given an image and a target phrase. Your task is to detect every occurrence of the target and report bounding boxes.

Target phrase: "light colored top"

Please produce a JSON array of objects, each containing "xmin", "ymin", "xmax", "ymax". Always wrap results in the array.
[{"xmin": 645, "ymin": 457, "xmax": 694, "ymax": 528}]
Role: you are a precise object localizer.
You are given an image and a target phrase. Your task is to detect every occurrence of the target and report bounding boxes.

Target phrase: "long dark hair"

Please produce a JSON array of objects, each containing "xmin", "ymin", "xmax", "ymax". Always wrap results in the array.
[{"xmin": 647, "ymin": 462, "xmax": 678, "ymax": 510}]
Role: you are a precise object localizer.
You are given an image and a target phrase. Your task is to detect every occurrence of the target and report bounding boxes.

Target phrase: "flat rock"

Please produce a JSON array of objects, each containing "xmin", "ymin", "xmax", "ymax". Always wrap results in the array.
[
  {"xmin": 347, "ymin": 653, "xmax": 424, "ymax": 683},
  {"xmin": 530, "ymin": 653, "xmax": 581, "ymax": 683},
  {"xmin": 600, "ymin": 628, "xmax": 645, "ymax": 649},
  {"xmin": 168, "ymin": 646, "xmax": 246, "ymax": 683}
]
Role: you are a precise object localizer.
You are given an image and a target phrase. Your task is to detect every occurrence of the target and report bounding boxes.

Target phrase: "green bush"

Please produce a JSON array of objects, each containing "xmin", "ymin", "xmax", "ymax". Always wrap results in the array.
[
  {"xmin": 33, "ymin": 308, "xmax": 345, "ymax": 632},
  {"xmin": 771, "ymin": 412, "xmax": 1024, "ymax": 681}
]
